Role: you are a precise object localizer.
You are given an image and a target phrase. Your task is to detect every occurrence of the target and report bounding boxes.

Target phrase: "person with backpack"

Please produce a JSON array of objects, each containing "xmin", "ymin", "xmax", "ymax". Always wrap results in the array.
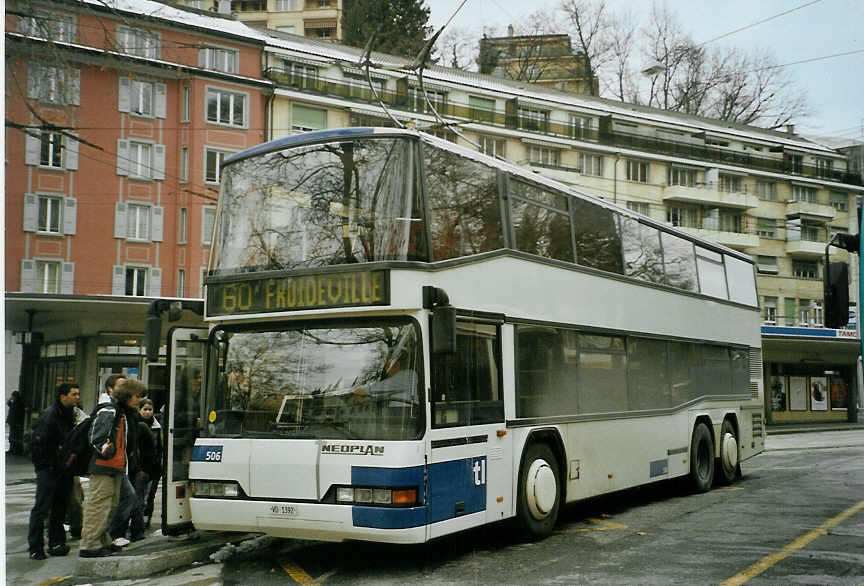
[
  {"xmin": 64, "ymin": 403, "xmax": 90, "ymax": 540},
  {"xmin": 79, "ymin": 378, "xmax": 144, "ymax": 558},
  {"xmin": 27, "ymin": 383, "xmax": 79, "ymax": 560}
]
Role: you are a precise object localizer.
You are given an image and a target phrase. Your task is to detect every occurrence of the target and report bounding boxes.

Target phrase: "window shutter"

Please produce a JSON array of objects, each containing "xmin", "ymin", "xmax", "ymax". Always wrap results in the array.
[
  {"xmin": 151, "ymin": 206, "xmax": 164, "ymax": 241},
  {"xmin": 25, "ymin": 132, "xmax": 40, "ymax": 165},
  {"xmin": 198, "ymin": 48, "xmax": 207, "ymax": 68},
  {"xmin": 155, "ymin": 83, "xmax": 167, "ymax": 118},
  {"xmin": 23, "ymin": 194, "xmax": 38, "ymax": 232},
  {"xmin": 64, "ymin": 135, "xmax": 79, "ymax": 170},
  {"xmin": 20, "ymin": 260, "xmax": 37, "ymax": 293},
  {"xmin": 61, "ymin": 262, "xmax": 75, "ymax": 294},
  {"xmin": 112, "ymin": 265, "xmax": 126, "ymax": 295},
  {"xmin": 117, "ymin": 139, "xmax": 129, "ymax": 175},
  {"xmin": 63, "ymin": 197, "xmax": 77, "ymax": 235},
  {"xmin": 27, "ymin": 62, "xmax": 41, "ymax": 99},
  {"xmin": 153, "ymin": 144, "xmax": 166, "ymax": 180},
  {"xmin": 118, "ymin": 77, "xmax": 131, "ymax": 113},
  {"xmin": 148, "ymin": 268, "xmax": 162, "ymax": 297},
  {"xmin": 114, "ymin": 202, "xmax": 128, "ymax": 238},
  {"xmin": 68, "ymin": 69, "xmax": 80, "ymax": 106}
]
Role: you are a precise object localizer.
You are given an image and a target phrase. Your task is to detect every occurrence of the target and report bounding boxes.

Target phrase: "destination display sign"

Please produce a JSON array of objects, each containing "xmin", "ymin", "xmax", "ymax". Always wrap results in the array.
[{"xmin": 207, "ymin": 270, "xmax": 390, "ymax": 316}]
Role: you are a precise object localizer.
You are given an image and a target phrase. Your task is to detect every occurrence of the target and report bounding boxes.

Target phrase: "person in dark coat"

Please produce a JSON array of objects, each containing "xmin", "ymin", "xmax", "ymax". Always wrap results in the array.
[
  {"xmin": 27, "ymin": 383, "xmax": 79, "ymax": 560},
  {"xmin": 107, "ymin": 384, "xmax": 146, "ymax": 545},
  {"xmin": 7, "ymin": 390, "xmax": 25, "ymax": 456},
  {"xmin": 138, "ymin": 399, "xmax": 163, "ymax": 528}
]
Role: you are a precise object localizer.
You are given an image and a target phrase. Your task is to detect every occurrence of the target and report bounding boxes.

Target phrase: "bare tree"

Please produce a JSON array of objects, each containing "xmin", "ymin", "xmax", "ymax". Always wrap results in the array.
[
  {"xmin": 558, "ymin": 0, "xmax": 611, "ymax": 95},
  {"xmin": 436, "ymin": 26, "xmax": 477, "ymax": 70}
]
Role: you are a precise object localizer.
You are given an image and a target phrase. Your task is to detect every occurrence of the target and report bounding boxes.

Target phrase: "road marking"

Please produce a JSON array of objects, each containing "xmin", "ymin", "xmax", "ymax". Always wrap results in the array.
[
  {"xmin": 280, "ymin": 558, "xmax": 319, "ymax": 584},
  {"xmin": 556, "ymin": 517, "xmax": 629, "ymax": 534},
  {"xmin": 716, "ymin": 486, "xmax": 745, "ymax": 491},
  {"xmin": 37, "ymin": 576, "xmax": 73, "ymax": 586},
  {"xmin": 721, "ymin": 499, "xmax": 864, "ymax": 586}
]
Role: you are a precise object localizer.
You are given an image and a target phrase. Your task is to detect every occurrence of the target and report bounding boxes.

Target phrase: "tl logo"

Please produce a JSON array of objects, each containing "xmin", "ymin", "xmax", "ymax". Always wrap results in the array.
[{"xmin": 472, "ymin": 457, "xmax": 487, "ymax": 486}]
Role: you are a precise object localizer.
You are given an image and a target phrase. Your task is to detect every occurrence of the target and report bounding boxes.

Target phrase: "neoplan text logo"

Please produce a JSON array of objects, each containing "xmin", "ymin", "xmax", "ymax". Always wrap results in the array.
[{"xmin": 321, "ymin": 444, "xmax": 385, "ymax": 456}]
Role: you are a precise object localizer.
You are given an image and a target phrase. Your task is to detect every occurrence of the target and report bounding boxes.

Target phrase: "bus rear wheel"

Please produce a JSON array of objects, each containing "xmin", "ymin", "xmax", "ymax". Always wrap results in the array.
[
  {"xmin": 516, "ymin": 442, "xmax": 560, "ymax": 540},
  {"xmin": 689, "ymin": 422, "xmax": 715, "ymax": 493},
  {"xmin": 715, "ymin": 419, "xmax": 739, "ymax": 485}
]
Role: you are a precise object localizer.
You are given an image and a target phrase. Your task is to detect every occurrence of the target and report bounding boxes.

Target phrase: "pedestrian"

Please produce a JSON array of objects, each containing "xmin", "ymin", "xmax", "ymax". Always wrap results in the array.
[
  {"xmin": 128, "ymin": 398, "xmax": 159, "ymax": 540},
  {"xmin": 107, "ymin": 381, "xmax": 147, "ymax": 546},
  {"xmin": 139, "ymin": 398, "xmax": 163, "ymax": 528},
  {"xmin": 79, "ymin": 377, "xmax": 144, "ymax": 558},
  {"xmin": 27, "ymin": 383, "xmax": 79, "ymax": 560},
  {"xmin": 65, "ymin": 403, "xmax": 90, "ymax": 540},
  {"xmin": 7, "ymin": 390, "xmax": 25, "ymax": 456}
]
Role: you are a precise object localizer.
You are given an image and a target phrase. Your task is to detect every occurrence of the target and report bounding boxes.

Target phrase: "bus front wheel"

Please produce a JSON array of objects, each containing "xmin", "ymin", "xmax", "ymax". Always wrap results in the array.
[
  {"xmin": 689, "ymin": 422, "xmax": 715, "ymax": 493},
  {"xmin": 715, "ymin": 419, "xmax": 739, "ymax": 485},
  {"xmin": 516, "ymin": 442, "xmax": 560, "ymax": 540}
]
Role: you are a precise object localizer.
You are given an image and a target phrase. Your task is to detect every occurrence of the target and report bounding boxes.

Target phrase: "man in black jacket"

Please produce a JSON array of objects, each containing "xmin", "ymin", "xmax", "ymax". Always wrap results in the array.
[{"xmin": 27, "ymin": 383, "xmax": 79, "ymax": 560}]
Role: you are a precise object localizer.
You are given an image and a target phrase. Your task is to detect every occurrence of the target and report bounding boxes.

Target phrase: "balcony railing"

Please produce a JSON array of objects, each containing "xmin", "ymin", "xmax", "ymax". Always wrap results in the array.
[
  {"xmin": 264, "ymin": 67, "xmax": 864, "ymax": 187},
  {"xmin": 663, "ymin": 184, "xmax": 759, "ymax": 209}
]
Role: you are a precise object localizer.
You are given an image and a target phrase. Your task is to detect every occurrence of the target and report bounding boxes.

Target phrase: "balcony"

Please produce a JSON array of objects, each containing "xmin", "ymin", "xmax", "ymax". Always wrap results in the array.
[
  {"xmin": 786, "ymin": 200, "xmax": 836, "ymax": 222},
  {"xmin": 679, "ymin": 227, "xmax": 760, "ymax": 250},
  {"xmin": 785, "ymin": 239, "xmax": 828, "ymax": 258},
  {"xmin": 663, "ymin": 185, "xmax": 759, "ymax": 209}
]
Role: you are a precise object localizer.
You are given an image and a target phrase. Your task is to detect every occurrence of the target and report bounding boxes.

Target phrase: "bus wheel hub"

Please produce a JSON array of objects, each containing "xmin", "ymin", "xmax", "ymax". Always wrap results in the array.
[
  {"xmin": 526, "ymin": 459, "xmax": 557, "ymax": 518},
  {"xmin": 722, "ymin": 433, "xmax": 738, "ymax": 470}
]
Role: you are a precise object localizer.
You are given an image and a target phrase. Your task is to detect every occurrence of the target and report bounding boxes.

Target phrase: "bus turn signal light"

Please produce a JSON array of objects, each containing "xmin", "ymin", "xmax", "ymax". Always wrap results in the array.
[{"xmin": 392, "ymin": 488, "xmax": 417, "ymax": 505}]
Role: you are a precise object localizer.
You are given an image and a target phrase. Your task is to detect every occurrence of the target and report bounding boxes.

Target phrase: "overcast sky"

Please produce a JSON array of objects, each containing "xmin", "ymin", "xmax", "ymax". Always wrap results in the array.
[{"xmin": 427, "ymin": 0, "xmax": 863, "ymax": 140}]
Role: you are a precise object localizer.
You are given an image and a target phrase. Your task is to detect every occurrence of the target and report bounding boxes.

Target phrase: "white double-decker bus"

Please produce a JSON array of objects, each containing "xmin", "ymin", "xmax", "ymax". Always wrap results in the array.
[{"xmin": 157, "ymin": 127, "xmax": 764, "ymax": 543}]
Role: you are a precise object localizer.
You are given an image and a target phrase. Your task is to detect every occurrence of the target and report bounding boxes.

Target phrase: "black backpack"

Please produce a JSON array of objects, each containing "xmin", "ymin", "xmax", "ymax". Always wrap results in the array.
[{"xmin": 61, "ymin": 417, "xmax": 94, "ymax": 477}]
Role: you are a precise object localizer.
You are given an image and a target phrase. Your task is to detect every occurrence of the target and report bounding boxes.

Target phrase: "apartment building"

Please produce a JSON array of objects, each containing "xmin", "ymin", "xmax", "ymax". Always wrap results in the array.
[
  {"xmin": 260, "ymin": 34, "xmax": 863, "ymax": 424},
  {"xmin": 172, "ymin": 0, "xmax": 342, "ymax": 39},
  {"xmin": 5, "ymin": 0, "xmax": 271, "ymax": 414}
]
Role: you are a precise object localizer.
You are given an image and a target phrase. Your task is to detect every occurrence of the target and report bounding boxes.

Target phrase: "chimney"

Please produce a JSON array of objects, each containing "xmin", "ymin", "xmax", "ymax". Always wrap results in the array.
[
  {"xmin": 786, "ymin": 124, "xmax": 795, "ymax": 136},
  {"xmin": 507, "ymin": 24, "xmax": 514, "ymax": 37}
]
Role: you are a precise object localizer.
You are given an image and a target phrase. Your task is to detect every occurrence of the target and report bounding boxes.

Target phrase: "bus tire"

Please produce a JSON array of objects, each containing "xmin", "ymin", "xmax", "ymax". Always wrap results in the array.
[
  {"xmin": 689, "ymin": 422, "xmax": 715, "ymax": 493},
  {"xmin": 516, "ymin": 442, "xmax": 560, "ymax": 540},
  {"xmin": 715, "ymin": 419, "xmax": 739, "ymax": 485}
]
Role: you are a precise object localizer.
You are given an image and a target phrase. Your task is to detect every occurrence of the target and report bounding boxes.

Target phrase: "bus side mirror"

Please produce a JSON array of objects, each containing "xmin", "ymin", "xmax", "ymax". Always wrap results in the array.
[
  {"xmin": 146, "ymin": 313, "xmax": 163, "ymax": 362},
  {"xmin": 432, "ymin": 306, "xmax": 456, "ymax": 356},
  {"xmin": 824, "ymin": 261, "xmax": 849, "ymax": 328}
]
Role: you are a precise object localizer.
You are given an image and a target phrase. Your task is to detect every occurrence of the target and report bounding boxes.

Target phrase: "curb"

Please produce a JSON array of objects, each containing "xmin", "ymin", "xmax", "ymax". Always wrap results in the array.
[{"xmin": 73, "ymin": 532, "xmax": 243, "ymax": 579}]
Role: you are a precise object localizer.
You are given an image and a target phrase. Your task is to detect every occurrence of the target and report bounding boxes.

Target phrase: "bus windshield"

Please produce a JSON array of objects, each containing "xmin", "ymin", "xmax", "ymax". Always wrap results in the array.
[
  {"xmin": 211, "ymin": 137, "xmax": 427, "ymax": 275},
  {"xmin": 205, "ymin": 318, "xmax": 423, "ymax": 441}
]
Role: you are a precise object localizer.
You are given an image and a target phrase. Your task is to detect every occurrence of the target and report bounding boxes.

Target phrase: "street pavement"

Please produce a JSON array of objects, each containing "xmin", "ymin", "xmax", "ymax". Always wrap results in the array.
[{"xmin": 4, "ymin": 422, "xmax": 863, "ymax": 585}]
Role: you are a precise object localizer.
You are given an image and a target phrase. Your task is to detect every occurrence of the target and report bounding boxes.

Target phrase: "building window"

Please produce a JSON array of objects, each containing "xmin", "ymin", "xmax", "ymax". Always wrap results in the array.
[
  {"xmin": 181, "ymin": 87, "xmax": 190, "ymax": 122},
  {"xmin": 468, "ymin": 96, "xmax": 495, "ymax": 123},
  {"xmin": 35, "ymin": 261, "xmax": 61, "ymax": 294},
  {"xmin": 130, "ymin": 80, "xmax": 154, "ymax": 117},
  {"xmin": 719, "ymin": 209, "xmax": 742, "ymax": 233},
  {"xmin": 626, "ymin": 201, "xmax": 650, "ymax": 216},
  {"xmin": 19, "ymin": 10, "xmax": 76, "ymax": 42},
  {"xmin": 792, "ymin": 261, "xmax": 818, "ymax": 279},
  {"xmin": 202, "ymin": 207, "xmax": 217, "ymax": 245},
  {"xmin": 667, "ymin": 205, "xmax": 698, "ymax": 228},
  {"xmin": 275, "ymin": 0, "xmax": 296, "ymax": 8},
  {"xmin": 177, "ymin": 269, "xmax": 186, "ymax": 297},
  {"xmin": 200, "ymin": 47, "xmax": 238, "ymax": 73},
  {"xmin": 38, "ymin": 196, "xmax": 62, "ymax": 233},
  {"xmin": 478, "ymin": 135, "xmax": 505, "ymax": 158},
  {"xmin": 579, "ymin": 153, "xmax": 604, "ymax": 177},
  {"xmin": 570, "ymin": 115, "xmax": 594, "ymax": 140},
  {"xmin": 40, "ymin": 132, "xmax": 63, "ymax": 168},
  {"xmin": 626, "ymin": 159, "xmax": 649, "ymax": 183},
  {"xmin": 790, "ymin": 184, "xmax": 818, "ymax": 203},
  {"xmin": 786, "ymin": 153, "xmax": 804, "ymax": 174},
  {"xmin": 830, "ymin": 191, "xmax": 848, "ymax": 211},
  {"xmin": 180, "ymin": 148, "xmax": 189, "ymax": 182},
  {"xmin": 276, "ymin": 25, "xmax": 297, "ymax": 34},
  {"xmin": 117, "ymin": 26, "xmax": 160, "ymax": 59},
  {"xmin": 756, "ymin": 255, "xmax": 778, "ymax": 274},
  {"xmin": 205, "ymin": 149, "xmax": 230, "ymax": 183},
  {"xmin": 206, "ymin": 88, "xmax": 247, "ymax": 127},
  {"xmin": 527, "ymin": 146, "xmax": 560, "ymax": 166},
  {"xmin": 283, "ymin": 61, "xmax": 318, "ymax": 88},
  {"xmin": 756, "ymin": 181, "xmax": 777, "ymax": 201},
  {"xmin": 800, "ymin": 223, "xmax": 822, "ymax": 242},
  {"xmin": 291, "ymin": 104, "xmax": 326, "ymax": 132},
  {"xmin": 128, "ymin": 142, "xmax": 153, "ymax": 179},
  {"xmin": 756, "ymin": 218, "xmax": 776, "ymax": 238},
  {"xmin": 28, "ymin": 62, "xmax": 78, "ymax": 105},
  {"xmin": 816, "ymin": 158, "xmax": 834, "ymax": 178},
  {"xmin": 409, "ymin": 88, "xmax": 446, "ymax": 113},
  {"xmin": 719, "ymin": 174, "xmax": 743, "ymax": 193},
  {"xmin": 799, "ymin": 299, "xmax": 812, "ymax": 326},
  {"xmin": 669, "ymin": 166, "xmax": 697, "ymax": 187},
  {"xmin": 518, "ymin": 107, "xmax": 549, "ymax": 132},
  {"xmin": 763, "ymin": 296, "xmax": 777, "ymax": 324},
  {"xmin": 125, "ymin": 267, "xmax": 147, "ymax": 296},
  {"xmin": 178, "ymin": 208, "xmax": 188, "ymax": 243},
  {"xmin": 126, "ymin": 204, "xmax": 151, "ymax": 241},
  {"xmin": 813, "ymin": 301, "xmax": 823, "ymax": 326}
]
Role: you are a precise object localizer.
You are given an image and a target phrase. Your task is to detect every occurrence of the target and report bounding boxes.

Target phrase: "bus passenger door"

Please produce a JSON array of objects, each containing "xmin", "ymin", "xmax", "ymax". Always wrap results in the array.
[
  {"xmin": 427, "ymin": 319, "xmax": 512, "ymax": 538},
  {"xmin": 162, "ymin": 327, "xmax": 207, "ymax": 535}
]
